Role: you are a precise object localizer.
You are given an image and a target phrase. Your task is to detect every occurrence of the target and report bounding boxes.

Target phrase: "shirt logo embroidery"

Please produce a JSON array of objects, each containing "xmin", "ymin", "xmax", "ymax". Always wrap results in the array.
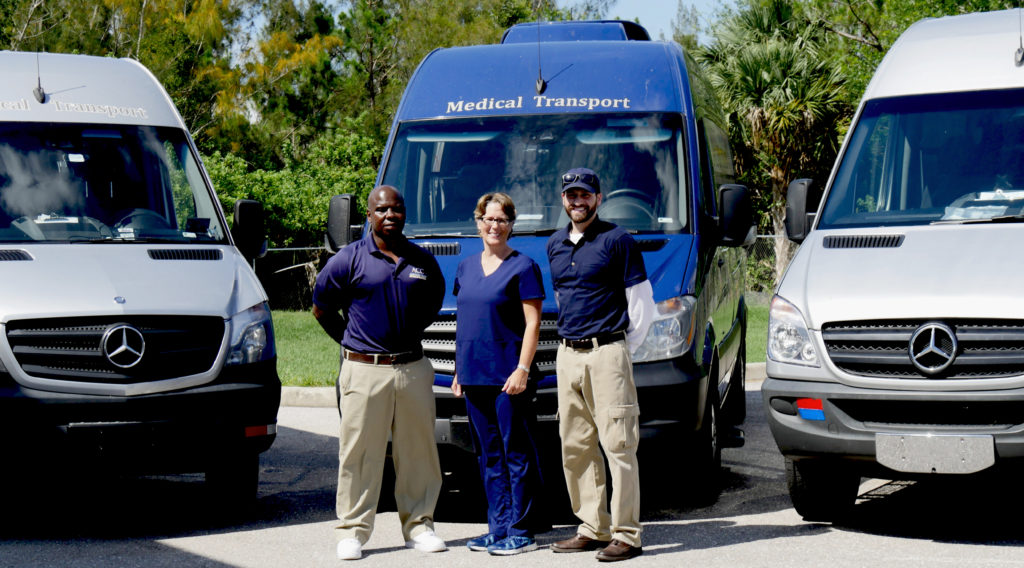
[{"xmin": 409, "ymin": 267, "xmax": 428, "ymax": 280}]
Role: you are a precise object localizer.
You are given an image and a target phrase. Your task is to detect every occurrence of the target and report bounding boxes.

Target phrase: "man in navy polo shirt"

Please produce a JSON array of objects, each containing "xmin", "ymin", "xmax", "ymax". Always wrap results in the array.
[
  {"xmin": 312, "ymin": 185, "xmax": 447, "ymax": 561},
  {"xmin": 546, "ymin": 168, "xmax": 655, "ymax": 562}
]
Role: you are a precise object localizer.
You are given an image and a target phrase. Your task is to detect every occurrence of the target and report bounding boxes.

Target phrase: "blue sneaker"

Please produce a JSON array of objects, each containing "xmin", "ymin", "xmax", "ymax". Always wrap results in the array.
[
  {"xmin": 487, "ymin": 535, "xmax": 538, "ymax": 556},
  {"xmin": 467, "ymin": 533, "xmax": 502, "ymax": 551}
]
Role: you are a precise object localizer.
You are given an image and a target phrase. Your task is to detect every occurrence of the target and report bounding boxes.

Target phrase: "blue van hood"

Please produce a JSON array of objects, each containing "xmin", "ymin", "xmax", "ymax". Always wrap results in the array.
[{"xmin": 416, "ymin": 233, "xmax": 695, "ymax": 314}]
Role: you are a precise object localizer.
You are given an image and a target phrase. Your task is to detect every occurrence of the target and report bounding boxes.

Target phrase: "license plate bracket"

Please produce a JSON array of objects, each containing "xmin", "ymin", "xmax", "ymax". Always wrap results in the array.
[{"xmin": 875, "ymin": 433, "xmax": 994, "ymax": 474}]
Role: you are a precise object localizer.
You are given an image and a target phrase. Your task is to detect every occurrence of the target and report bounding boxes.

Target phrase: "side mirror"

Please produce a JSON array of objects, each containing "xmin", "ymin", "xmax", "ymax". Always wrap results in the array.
[
  {"xmin": 325, "ymin": 194, "xmax": 364, "ymax": 254},
  {"xmin": 718, "ymin": 184, "xmax": 754, "ymax": 247},
  {"xmin": 232, "ymin": 199, "xmax": 267, "ymax": 261},
  {"xmin": 784, "ymin": 179, "xmax": 822, "ymax": 243}
]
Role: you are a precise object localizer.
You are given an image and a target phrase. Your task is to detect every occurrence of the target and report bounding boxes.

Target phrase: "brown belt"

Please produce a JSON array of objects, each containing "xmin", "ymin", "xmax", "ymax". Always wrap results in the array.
[
  {"xmin": 560, "ymin": 330, "xmax": 626, "ymax": 350},
  {"xmin": 343, "ymin": 349, "xmax": 422, "ymax": 366}
]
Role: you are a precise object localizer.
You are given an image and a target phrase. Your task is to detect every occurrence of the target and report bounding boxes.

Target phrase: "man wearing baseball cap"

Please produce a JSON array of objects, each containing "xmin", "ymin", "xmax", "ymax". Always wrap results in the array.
[{"xmin": 546, "ymin": 167, "xmax": 655, "ymax": 562}]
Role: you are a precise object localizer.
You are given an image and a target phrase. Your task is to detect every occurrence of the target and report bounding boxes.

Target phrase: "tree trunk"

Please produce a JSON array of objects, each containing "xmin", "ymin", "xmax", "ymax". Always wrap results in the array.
[{"xmin": 770, "ymin": 167, "xmax": 796, "ymax": 286}]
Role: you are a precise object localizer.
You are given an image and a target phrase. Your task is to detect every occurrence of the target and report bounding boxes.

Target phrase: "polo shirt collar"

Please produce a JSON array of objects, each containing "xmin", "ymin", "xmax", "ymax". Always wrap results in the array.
[
  {"xmin": 560, "ymin": 216, "xmax": 607, "ymax": 246},
  {"xmin": 363, "ymin": 229, "xmax": 412, "ymax": 258}
]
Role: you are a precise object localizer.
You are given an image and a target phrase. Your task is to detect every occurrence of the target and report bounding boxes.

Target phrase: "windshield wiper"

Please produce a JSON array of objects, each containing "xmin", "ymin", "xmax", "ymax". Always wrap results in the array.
[
  {"xmin": 511, "ymin": 228, "xmax": 559, "ymax": 236},
  {"xmin": 408, "ymin": 233, "xmax": 475, "ymax": 239},
  {"xmin": 932, "ymin": 213, "xmax": 1024, "ymax": 225}
]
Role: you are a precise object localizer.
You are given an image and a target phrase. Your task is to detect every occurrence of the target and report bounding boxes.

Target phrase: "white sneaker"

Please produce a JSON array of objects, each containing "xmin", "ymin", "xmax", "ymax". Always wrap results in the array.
[
  {"xmin": 405, "ymin": 529, "xmax": 447, "ymax": 552},
  {"xmin": 336, "ymin": 538, "xmax": 362, "ymax": 560}
]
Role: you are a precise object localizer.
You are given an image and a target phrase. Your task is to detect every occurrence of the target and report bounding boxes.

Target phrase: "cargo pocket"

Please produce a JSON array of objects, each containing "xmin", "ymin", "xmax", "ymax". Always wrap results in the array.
[{"xmin": 606, "ymin": 404, "xmax": 640, "ymax": 452}]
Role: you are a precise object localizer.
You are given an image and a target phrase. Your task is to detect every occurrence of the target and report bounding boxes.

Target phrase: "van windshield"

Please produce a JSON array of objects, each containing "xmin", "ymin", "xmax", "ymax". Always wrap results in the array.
[
  {"xmin": 0, "ymin": 123, "xmax": 227, "ymax": 244},
  {"xmin": 820, "ymin": 89, "xmax": 1024, "ymax": 229},
  {"xmin": 381, "ymin": 114, "xmax": 686, "ymax": 235}
]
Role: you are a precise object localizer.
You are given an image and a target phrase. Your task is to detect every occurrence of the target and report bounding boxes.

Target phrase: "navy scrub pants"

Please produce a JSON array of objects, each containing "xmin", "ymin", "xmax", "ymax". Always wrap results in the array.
[{"xmin": 463, "ymin": 382, "xmax": 548, "ymax": 538}]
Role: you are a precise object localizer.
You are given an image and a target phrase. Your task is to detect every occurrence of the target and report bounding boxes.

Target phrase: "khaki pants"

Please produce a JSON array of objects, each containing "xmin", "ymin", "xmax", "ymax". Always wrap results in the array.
[
  {"xmin": 335, "ymin": 356, "xmax": 441, "ymax": 544},
  {"xmin": 556, "ymin": 340, "xmax": 642, "ymax": 547}
]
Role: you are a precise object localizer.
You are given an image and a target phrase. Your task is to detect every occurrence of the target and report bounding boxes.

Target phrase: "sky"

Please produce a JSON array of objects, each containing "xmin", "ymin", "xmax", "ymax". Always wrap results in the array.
[{"xmin": 599, "ymin": 0, "xmax": 734, "ymax": 43}]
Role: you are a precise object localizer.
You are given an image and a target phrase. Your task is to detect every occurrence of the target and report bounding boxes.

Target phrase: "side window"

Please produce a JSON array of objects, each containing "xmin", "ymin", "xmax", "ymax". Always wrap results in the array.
[{"xmin": 704, "ymin": 120, "xmax": 736, "ymax": 187}]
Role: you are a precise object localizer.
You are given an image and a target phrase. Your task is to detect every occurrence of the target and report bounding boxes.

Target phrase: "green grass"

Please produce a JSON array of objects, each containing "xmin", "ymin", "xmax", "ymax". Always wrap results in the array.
[
  {"xmin": 747, "ymin": 302, "xmax": 768, "ymax": 364},
  {"xmin": 273, "ymin": 302, "xmax": 771, "ymax": 387},
  {"xmin": 273, "ymin": 310, "xmax": 339, "ymax": 387}
]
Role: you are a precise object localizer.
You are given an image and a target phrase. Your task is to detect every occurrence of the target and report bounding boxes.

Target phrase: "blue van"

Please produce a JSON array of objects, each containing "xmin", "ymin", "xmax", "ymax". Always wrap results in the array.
[{"xmin": 327, "ymin": 20, "xmax": 753, "ymax": 499}]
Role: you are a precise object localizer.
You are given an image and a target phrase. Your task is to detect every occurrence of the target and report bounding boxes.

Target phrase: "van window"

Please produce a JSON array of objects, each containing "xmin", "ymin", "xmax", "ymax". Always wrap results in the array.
[
  {"xmin": 0, "ymin": 123, "xmax": 226, "ymax": 243},
  {"xmin": 381, "ymin": 114, "xmax": 687, "ymax": 235},
  {"xmin": 819, "ymin": 89, "xmax": 1024, "ymax": 228}
]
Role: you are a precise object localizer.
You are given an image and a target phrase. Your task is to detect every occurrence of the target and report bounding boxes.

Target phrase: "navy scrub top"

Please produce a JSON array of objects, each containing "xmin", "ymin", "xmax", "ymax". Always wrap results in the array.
[{"xmin": 454, "ymin": 250, "xmax": 545, "ymax": 386}]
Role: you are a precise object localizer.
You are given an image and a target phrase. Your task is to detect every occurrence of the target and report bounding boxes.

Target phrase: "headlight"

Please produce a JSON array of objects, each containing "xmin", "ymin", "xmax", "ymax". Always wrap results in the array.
[
  {"xmin": 226, "ymin": 302, "xmax": 276, "ymax": 365},
  {"xmin": 767, "ymin": 295, "xmax": 819, "ymax": 367},
  {"xmin": 632, "ymin": 295, "xmax": 696, "ymax": 363}
]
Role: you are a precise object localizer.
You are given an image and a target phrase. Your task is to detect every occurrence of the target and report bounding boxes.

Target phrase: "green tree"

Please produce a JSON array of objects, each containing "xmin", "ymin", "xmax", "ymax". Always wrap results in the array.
[
  {"xmin": 700, "ymin": 0, "xmax": 848, "ymax": 280},
  {"xmin": 807, "ymin": 0, "xmax": 1019, "ymax": 106},
  {"xmin": 672, "ymin": 1, "xmax": 703, "ymax": 50}
]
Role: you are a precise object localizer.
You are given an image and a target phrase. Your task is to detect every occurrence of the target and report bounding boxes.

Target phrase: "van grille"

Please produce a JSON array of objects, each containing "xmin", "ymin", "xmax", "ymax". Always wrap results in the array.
[
  {"xmin": 5, "ymin": 316, "xmax": 224, "ymax": 384},
  {"xmin": 822, "ymin": 319, "xmax": 1024, "ymax": 379},
  {"xmin": 422, "ymin": 314, "xmax": 560, "ymax": 376}
]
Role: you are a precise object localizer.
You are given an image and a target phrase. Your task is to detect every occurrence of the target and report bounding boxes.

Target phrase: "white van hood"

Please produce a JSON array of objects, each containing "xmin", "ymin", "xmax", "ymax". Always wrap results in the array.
[
  {"xmin": 0, "ymin": 245, "xmax": 266, "ymax": 321},
  {"xmin": 781, "ymin": 225, "xmax": 1024, "ymax": 329}
]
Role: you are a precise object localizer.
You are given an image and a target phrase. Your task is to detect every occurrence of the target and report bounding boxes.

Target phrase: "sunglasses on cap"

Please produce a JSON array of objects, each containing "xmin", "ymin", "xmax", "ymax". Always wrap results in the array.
[{"xmin": 561, "ymin": 172, "xmax": 598, "ymax": 187}]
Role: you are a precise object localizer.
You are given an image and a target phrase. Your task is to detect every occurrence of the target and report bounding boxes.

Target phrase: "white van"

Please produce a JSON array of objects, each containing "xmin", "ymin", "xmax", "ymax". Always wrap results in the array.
[
  {"xmin": 763, "ymin": 9, "xmax": 1024, "ymax": 520},
  {"xmin": 0, "ymin": 52, "xmax": 279, "ymax": 504}
]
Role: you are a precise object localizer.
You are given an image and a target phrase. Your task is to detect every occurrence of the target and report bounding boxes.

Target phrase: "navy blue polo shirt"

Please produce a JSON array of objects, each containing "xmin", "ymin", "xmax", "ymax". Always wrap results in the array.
[
  {"xmin": 312, "ymin": 231, "xmax": 444, "ymax": 354},
  {"xmin": 547, "ymin": 218, "xmax": 647, "ymax": 340},
  {"xmin": 453, "ymin": 251, "xmax": 544, "ymax": 386}
]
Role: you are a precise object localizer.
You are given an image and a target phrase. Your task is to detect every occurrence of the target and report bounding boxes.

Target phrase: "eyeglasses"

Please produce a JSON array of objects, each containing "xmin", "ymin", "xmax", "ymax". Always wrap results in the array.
[
  {"xmin": 476, "ymin": 216, "xmax": 511, "ymax": 227},
  {"xmin": 561, "ymin": 172, "xmax": 598, "ymax": 188}
]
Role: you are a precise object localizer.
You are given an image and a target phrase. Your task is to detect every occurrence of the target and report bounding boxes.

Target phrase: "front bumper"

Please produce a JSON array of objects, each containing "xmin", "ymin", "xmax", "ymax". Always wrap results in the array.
[
  {"xmin": 0, "ymin": 359, "xmax": 281, "ymax": 473},
  {"xmin": 762, "ymin": 376, "xmax": 1024, "ymax": 476},
  {"xmin": 434, "ymin": 355, "xmax": 707, "ymax": 453}
]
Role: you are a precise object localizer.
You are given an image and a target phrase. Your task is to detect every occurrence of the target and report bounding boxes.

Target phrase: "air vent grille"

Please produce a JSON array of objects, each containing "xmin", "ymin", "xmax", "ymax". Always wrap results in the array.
[
  {"xmin": 420, "ymin": 242, "xmax": 461, "ymax": 256},
  {"xmin": 823, "ymin": 235, "xmax": 904, "ymax": 249},
  {"xmin": 148, "ymin": 249, "xmax": 223, "ymax": 261},
  {"xmin": 0, "ymin": 250, "xmax": 31, "ymax": 261}
]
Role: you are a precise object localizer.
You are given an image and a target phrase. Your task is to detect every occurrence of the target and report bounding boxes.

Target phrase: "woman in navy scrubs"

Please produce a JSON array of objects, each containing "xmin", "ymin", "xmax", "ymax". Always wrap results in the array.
[{"xmin": 452, "ymin": 192, "xmax": 547, "ymax": 555}]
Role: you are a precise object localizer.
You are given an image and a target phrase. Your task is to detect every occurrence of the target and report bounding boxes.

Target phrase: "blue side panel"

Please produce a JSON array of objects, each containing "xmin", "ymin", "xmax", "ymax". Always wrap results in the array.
[{"xmin": 396, "ymin": 42, "xmax": 684, "ymax": 121}]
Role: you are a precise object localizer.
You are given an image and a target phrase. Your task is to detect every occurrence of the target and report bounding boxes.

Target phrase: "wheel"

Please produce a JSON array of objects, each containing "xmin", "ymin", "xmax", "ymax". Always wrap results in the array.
[
  {"xmin": 114, "ymin": 208, "xmax": 172, "ymax": 230},
  {"xmin": 206, "ymin": 450, "xmax": 260, "ymax": 510},
  {"xmin": 603, "ymin": 188, "xmax": 654, "ymax": 206},
  {"xmin": 786, "ymin": 458, "xmax": 859, "ymax": 522},
  {"xmin": 683, "ymin": 380, "xmax": 722, "ymax": 504}
]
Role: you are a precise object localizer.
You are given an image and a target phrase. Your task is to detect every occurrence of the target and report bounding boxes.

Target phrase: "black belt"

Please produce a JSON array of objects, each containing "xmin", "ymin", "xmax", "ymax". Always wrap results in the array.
[
  {"xmin": 560, "ymin": 330, "xmax": 626, "ymax": 350},
  {"xmin": 343, "ymin": 349, "xmax": 422, "ymax": 365}
]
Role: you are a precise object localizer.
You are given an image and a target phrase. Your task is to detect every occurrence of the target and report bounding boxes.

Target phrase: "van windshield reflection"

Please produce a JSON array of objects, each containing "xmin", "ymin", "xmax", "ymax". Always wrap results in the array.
[
  {"xmin": 820, "ymin": 89, "xmax": 1024, "ymax": 229},
  {"xmin": 380, "ymin": 114, "xmax": 686, "ymax": 235},
  {"xmin": 0, "ymin": 123, "xmax": 226, "ymax": 244}
]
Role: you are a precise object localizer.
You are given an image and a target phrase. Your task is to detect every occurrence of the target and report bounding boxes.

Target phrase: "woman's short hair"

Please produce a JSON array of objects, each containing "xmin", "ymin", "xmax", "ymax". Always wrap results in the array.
[{"xmin": 474, "ymin": 192, "xmax": 516, "ymax": 222}]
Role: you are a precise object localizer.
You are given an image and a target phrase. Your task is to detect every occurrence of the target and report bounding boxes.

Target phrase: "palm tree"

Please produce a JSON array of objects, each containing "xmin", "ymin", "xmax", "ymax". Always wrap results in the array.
[{"xmin": 699, "ymin": 0, "xmax": 848, "ymax": 282}]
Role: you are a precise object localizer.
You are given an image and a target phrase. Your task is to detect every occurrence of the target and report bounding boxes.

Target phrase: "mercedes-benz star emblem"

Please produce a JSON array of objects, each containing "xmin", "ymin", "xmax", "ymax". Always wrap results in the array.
[
  {"xmin": 102, "ymin": 324, "xmax": 146, "ymax": 369},
  {"xmin": 909, "ymin": 322, "xmax": 957, "ymax": 375}
]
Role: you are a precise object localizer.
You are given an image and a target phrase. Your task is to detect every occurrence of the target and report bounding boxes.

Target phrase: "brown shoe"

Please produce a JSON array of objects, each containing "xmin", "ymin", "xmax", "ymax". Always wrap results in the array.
[
  {"xmin": 551, "ymin": 534, "xmax": 610, "ymax": 553},
  {"xmin": 596, "ymin": 540, "xmax": 643, "ymax": 562}
]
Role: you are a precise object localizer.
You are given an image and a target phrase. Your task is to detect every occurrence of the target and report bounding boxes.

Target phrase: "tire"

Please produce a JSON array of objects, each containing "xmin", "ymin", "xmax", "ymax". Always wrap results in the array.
[
  {"xmin": 206, "ymin": 451, "xmax": 260, "ymax": 511},
  {"xmin": 684, "ymin": 380, "xmax": 722, "ymax": 503},
  {"xmin": 786, "ymin": 458, "xmax": 859, "ymax": 522}
]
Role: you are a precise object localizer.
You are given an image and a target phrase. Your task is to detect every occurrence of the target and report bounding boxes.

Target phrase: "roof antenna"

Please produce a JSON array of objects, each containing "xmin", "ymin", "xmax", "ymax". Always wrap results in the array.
[
  {"xmin": 33, "ymin": 52, "xmax": 46, "ymax": 103},
  {"xmin": 1016, "ymin": 7, "xmax": 1024, "ymax": 67},
  {"xmin": 535, "ymin": 16, "xmax": 547, "ymax": 94}
]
